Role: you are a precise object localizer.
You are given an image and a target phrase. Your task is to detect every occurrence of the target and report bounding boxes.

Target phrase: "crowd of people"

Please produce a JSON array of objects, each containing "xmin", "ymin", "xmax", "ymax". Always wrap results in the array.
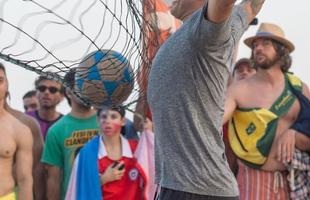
[
  {"xmin": 0, "ymin": 65, "xmax": 154, "ymax": 200},
  {"xmin": 0, "ymin": 0, "xmax": 310, "ymax": 200}
]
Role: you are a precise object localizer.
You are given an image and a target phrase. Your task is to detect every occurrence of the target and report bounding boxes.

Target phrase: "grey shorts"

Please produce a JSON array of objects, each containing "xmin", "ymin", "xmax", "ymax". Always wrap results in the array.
[{"xmin": 157, "ymin": 187, "xmax": 239, "ymax": 200}]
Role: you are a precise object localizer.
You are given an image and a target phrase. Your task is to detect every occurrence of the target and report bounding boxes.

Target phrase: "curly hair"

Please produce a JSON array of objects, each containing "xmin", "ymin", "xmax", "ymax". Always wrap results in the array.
[
  {"xmin": 271, "ymin": 40, "xmax": 292, "ymax": 73},
  {"xmin": 250, "ymin": 39, "xmax": 292, "ymax": 73}
]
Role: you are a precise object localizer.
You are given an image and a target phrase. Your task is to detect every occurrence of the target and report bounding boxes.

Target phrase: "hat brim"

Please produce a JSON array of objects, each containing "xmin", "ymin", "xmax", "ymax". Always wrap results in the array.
[{"xmin": 244, "ymin": 34, "xmax": 295, "ymax": 53}]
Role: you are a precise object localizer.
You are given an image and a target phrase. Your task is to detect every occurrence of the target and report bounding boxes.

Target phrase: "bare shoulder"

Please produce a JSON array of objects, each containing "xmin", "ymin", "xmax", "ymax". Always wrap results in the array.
[
  {"xmin": 14, "ymin": 116, "xmax": 32, "ymax": 135},
  {"xmin": 17, "ymin": 111, "xmax": 40, "ymax": 132},
  {"xmin": 7, "ymin": 108, "xmax": 41, "ymax": 138},
  {"xmin": 228, "ymin": 77, "xmax": 252, "ymax": 95},
  {"xmin": 9, "ymin": 114, "xmax": 33, "ymax": 142}
]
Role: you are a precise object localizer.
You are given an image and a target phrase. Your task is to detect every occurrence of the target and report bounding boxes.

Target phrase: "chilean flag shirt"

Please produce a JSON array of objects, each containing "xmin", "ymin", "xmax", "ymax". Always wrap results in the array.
[{"xmin": 98, "ymin": 136, "xmax": 147, "ymax": 200}]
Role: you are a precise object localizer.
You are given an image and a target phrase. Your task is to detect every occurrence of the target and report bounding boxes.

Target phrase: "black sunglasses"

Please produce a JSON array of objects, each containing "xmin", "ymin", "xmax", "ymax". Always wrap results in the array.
[
  {"xmin": 24, "ymin": 103, "xmax": 38, "ymax": 111},
  {"xmin": 37, "ymin": 85, "xmax": 60, "ymax": 94}
]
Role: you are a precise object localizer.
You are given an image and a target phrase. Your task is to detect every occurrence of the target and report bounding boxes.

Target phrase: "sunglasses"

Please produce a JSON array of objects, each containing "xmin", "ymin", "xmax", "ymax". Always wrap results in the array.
[
  {"xmin": 37, "ymin": 85, "xmax": 60, "ymax": 94},
  {"xmin": 24, "ymin": 103, "xmax": 38, "ymax": 111}
]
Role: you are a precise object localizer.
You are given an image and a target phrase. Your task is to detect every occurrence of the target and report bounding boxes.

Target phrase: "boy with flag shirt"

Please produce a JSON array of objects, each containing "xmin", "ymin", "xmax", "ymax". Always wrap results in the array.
[{"xmin": 66, "ymin": 106, "xmax": 155, "ymax": 200}]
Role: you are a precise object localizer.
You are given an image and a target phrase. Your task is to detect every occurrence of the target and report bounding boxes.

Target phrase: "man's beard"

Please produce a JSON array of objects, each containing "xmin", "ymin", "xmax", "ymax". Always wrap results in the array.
[
  {"xmin": 254, "ymin": 54, "xmax": 279, "ymax": 70},
  {"xmin": 41, "ymin": 99, "xmax": 60, "ymax": 110},
  {"xmin": 42, "ymin": 104, "xmax": 56, "ymax": 110}
]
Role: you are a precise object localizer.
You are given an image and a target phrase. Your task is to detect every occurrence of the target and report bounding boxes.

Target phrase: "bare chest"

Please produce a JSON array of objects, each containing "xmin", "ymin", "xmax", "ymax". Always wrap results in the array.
[
  {"xmin": 0, "ymin": 128, "xmax": 17, "ymax": 159},
  {"xmin": 240, "ymin": 86, "xmax": 299, "ymax": 116}
]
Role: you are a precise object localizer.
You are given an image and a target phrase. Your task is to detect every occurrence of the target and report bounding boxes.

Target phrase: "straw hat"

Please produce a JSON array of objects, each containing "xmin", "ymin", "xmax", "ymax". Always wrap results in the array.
[{"xmin": 244, "ymin": 22, "xmax": 295, "ymax": 52}]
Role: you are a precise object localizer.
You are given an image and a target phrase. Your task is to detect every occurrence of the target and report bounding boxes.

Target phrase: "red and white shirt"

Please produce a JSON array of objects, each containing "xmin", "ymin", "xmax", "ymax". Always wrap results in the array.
[{"xmin": 98, "ymin": 136, "xmax": 146, "ymax": 200}]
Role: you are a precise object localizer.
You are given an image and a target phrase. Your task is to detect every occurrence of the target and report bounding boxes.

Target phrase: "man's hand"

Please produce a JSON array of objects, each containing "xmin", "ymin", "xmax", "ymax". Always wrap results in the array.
[
  {"xmin": 143, "ymin": 118, "xmax": 153, "ymax": 132},
  {"xmin": 100, "ymin": 162, "xmax": 125, "ymax": 185},
  {"xmin": 241, "ymin": 0, "xmax": 265, "ymax": 24},
  {"xmin": 277, "ymin": 129, "xmax": 295, "ymax": 163}
]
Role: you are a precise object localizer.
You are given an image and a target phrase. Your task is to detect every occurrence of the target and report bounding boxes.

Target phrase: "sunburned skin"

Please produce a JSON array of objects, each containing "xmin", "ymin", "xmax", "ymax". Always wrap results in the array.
[
  {"xmin": 99, "ymin": 111, "xmax": 124, "ymax": 136},
  {"xmin": 102, "ymin": 123, "xmax": 122, "ymax": 136}
]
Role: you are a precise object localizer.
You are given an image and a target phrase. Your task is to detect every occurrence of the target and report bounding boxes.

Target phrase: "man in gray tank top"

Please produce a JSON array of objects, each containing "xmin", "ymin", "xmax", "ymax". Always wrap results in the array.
[{"xmin": 147, "ymin": 0, "xmax": 266, "ymax": 199}]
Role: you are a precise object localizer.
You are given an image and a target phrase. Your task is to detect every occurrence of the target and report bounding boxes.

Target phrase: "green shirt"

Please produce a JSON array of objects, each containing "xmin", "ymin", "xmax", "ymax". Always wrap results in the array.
[{"xmin": 41, "ymin": 114, "xmax": 99, "ymax": 200}]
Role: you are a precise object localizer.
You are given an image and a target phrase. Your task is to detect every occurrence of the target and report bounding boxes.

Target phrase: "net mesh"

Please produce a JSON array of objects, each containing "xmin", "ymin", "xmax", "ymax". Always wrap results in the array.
[{"xmin": 0, "ymin": 0, "xmax": 159, "ymax": 110}]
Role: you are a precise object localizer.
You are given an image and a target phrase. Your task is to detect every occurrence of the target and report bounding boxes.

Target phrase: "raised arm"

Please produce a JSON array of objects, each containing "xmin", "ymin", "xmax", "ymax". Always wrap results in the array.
[
  {"xmin": 207, "ymin": 0, "xmax": 237, "ymax": 23},
  {"xmin": 15, "ymin": 125, "xmax": 33, "ymax": 200},
  {"xmin": 240, "ymin": 0, "xmax": 265, "ymax": 24}
]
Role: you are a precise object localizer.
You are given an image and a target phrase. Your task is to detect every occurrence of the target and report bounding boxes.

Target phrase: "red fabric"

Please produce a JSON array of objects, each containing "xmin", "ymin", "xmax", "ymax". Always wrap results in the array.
[
  {"xmin": 237, "ymin": 161, "xmax": 290, "ymax": 200},
  {"xmin": 223, "ymin": 123, "xmax": 238, "ymax": 175},
  {"xmin": 135, "ymin": 0, "xmax": 181, "ymax": 119},
  {"xmin": 223, "ymin": 123, "xmax": 229, "ymax": 140},
  {"xmin": 98, "ymin": 141, "xmax": 146, "ymax": 200},
  {"xmin": 146, "ymin": 107, "xmax": 152, "ymax": 121}
]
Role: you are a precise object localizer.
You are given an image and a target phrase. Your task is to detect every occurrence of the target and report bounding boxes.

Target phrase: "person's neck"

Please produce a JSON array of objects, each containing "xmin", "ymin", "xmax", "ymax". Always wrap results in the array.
[
  {"xmin": 0, "ymin": 99, "xmax": 6, "ymax": 115},
  {"xmin": 102, "ymin": 134, "xmax": 122, "ymax": 154},
  {"xmin": 38, "ymin": 107, "xmax": 59, "ymax": 121},
  {"xmin": 256, "ymin": 66, "xmax": 284, "ymax": 86},
  {"xmin": 3, "ymin": 100, "xmax": 11, "ymax": 111},
  {"xmin": 70, "ymin": 103, "xmax": 95, "ymax": 119}
]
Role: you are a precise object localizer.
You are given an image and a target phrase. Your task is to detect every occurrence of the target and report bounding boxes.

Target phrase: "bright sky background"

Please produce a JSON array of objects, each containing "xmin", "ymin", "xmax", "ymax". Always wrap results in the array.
[{"xmin": 2, "ymin": 0, "xmax": 310, "ymax": 114}]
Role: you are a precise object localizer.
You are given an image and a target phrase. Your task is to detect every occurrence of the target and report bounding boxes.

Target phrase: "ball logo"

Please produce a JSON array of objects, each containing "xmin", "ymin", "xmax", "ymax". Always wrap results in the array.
[{"xmin": 128, "ymin": 168, "xmax": 139, "ymax": 181}]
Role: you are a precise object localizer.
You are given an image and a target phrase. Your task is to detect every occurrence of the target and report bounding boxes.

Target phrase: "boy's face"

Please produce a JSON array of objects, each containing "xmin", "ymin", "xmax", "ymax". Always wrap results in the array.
[
  {"xmin": 98, "ymin": 110, "xmax": 125, "ymax": 136},
  {"xmin": 234, "ymin": 63, "xmax": 256, "ymax": 81}
]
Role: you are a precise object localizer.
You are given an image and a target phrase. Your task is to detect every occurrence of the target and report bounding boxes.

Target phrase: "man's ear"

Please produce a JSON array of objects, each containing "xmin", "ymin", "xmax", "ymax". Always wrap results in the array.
[
  {"xmin": 66, "ymin": 89, "xmax": 73, "ymax": 98},
  {"xmin": 121, "ymin": 117, "xmax": 126, "ymax": 126}
]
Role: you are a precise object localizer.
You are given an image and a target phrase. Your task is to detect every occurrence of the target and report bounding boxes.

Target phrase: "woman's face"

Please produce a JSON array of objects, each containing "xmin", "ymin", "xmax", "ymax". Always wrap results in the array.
[{"xmin": 98, "ymin": 110, "xmax": 125, "ymax": 136}]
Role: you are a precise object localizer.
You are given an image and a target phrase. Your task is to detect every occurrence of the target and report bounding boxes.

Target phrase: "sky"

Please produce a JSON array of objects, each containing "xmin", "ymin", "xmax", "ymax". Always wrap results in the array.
[{"xmin": 2, "ymin": 0, "xmax": 310, "ymax": 114}]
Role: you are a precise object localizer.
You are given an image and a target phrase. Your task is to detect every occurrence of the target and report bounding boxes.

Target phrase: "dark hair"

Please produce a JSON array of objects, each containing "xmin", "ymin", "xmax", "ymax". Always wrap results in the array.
[
  {"xmin": 232, "ymin": 58, "xmax": 254, "ymax": 75},
  {"xmin": 0, "ymin": 63, "xmax": 9, "ymax": 99},
  {"xmin": 35, "ymin": 74, "xmax": 65, "ymax": 94},
  {"xmin": 0, "ymin": 63, "xmax": 6, "ymax": 74},
  {"xmin": 23, "ymin": 90, "xmax": 36, "ymax": 99},
  {"xmin": 63, "ymin": 68, "xmax": 76, "ymax": 106},
  {"xmin": 97, "ymin": 105, "xmax": 126, "ymax": 118},
  {"xmin": 271, "ymin": 40, "xmax": 292, "ymax": 73},
  {"xmin": 250, "ymin": 39, "xmax": 292, "ymax": 73},
  {"xmin": 63, "ymin": 68, "xmax": 76, "ymax": 90}
]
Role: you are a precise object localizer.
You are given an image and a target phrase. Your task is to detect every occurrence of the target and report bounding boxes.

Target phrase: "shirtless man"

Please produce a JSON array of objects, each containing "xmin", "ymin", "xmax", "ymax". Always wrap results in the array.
[
  {"xmin": 0, "ymin": 65, "xmax": 33, "ymax": 199},
  {"xmin": 224, "ymin": 23, "xmax": 310, "ymax": 199}
]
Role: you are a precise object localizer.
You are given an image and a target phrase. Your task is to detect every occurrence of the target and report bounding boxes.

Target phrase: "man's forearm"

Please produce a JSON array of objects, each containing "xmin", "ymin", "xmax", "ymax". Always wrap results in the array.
[
  {"xmin": 241, "ymin": 0, "xmax": 265, "ymax": 23},
  {"xmin": 47, "ymin": 178, "xmax": 60, "ymax": 200},
  {"xmin": 295, "ymin": 132, "xmax": 310, "ymax": 151},
  {"xmin": 33, "ymin": 163, "xmax": 46, "ymax": 200},
  {"xmin": 18, "ymin": 176, "xmax": 33, "ymax": 200},
  {"xmin": 207, "ymin": 0, "xmax": 237, "ymax": 23},
  {"xmin": 46, "ymin": 168, "xmax": 61, "ymax": 200}
]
